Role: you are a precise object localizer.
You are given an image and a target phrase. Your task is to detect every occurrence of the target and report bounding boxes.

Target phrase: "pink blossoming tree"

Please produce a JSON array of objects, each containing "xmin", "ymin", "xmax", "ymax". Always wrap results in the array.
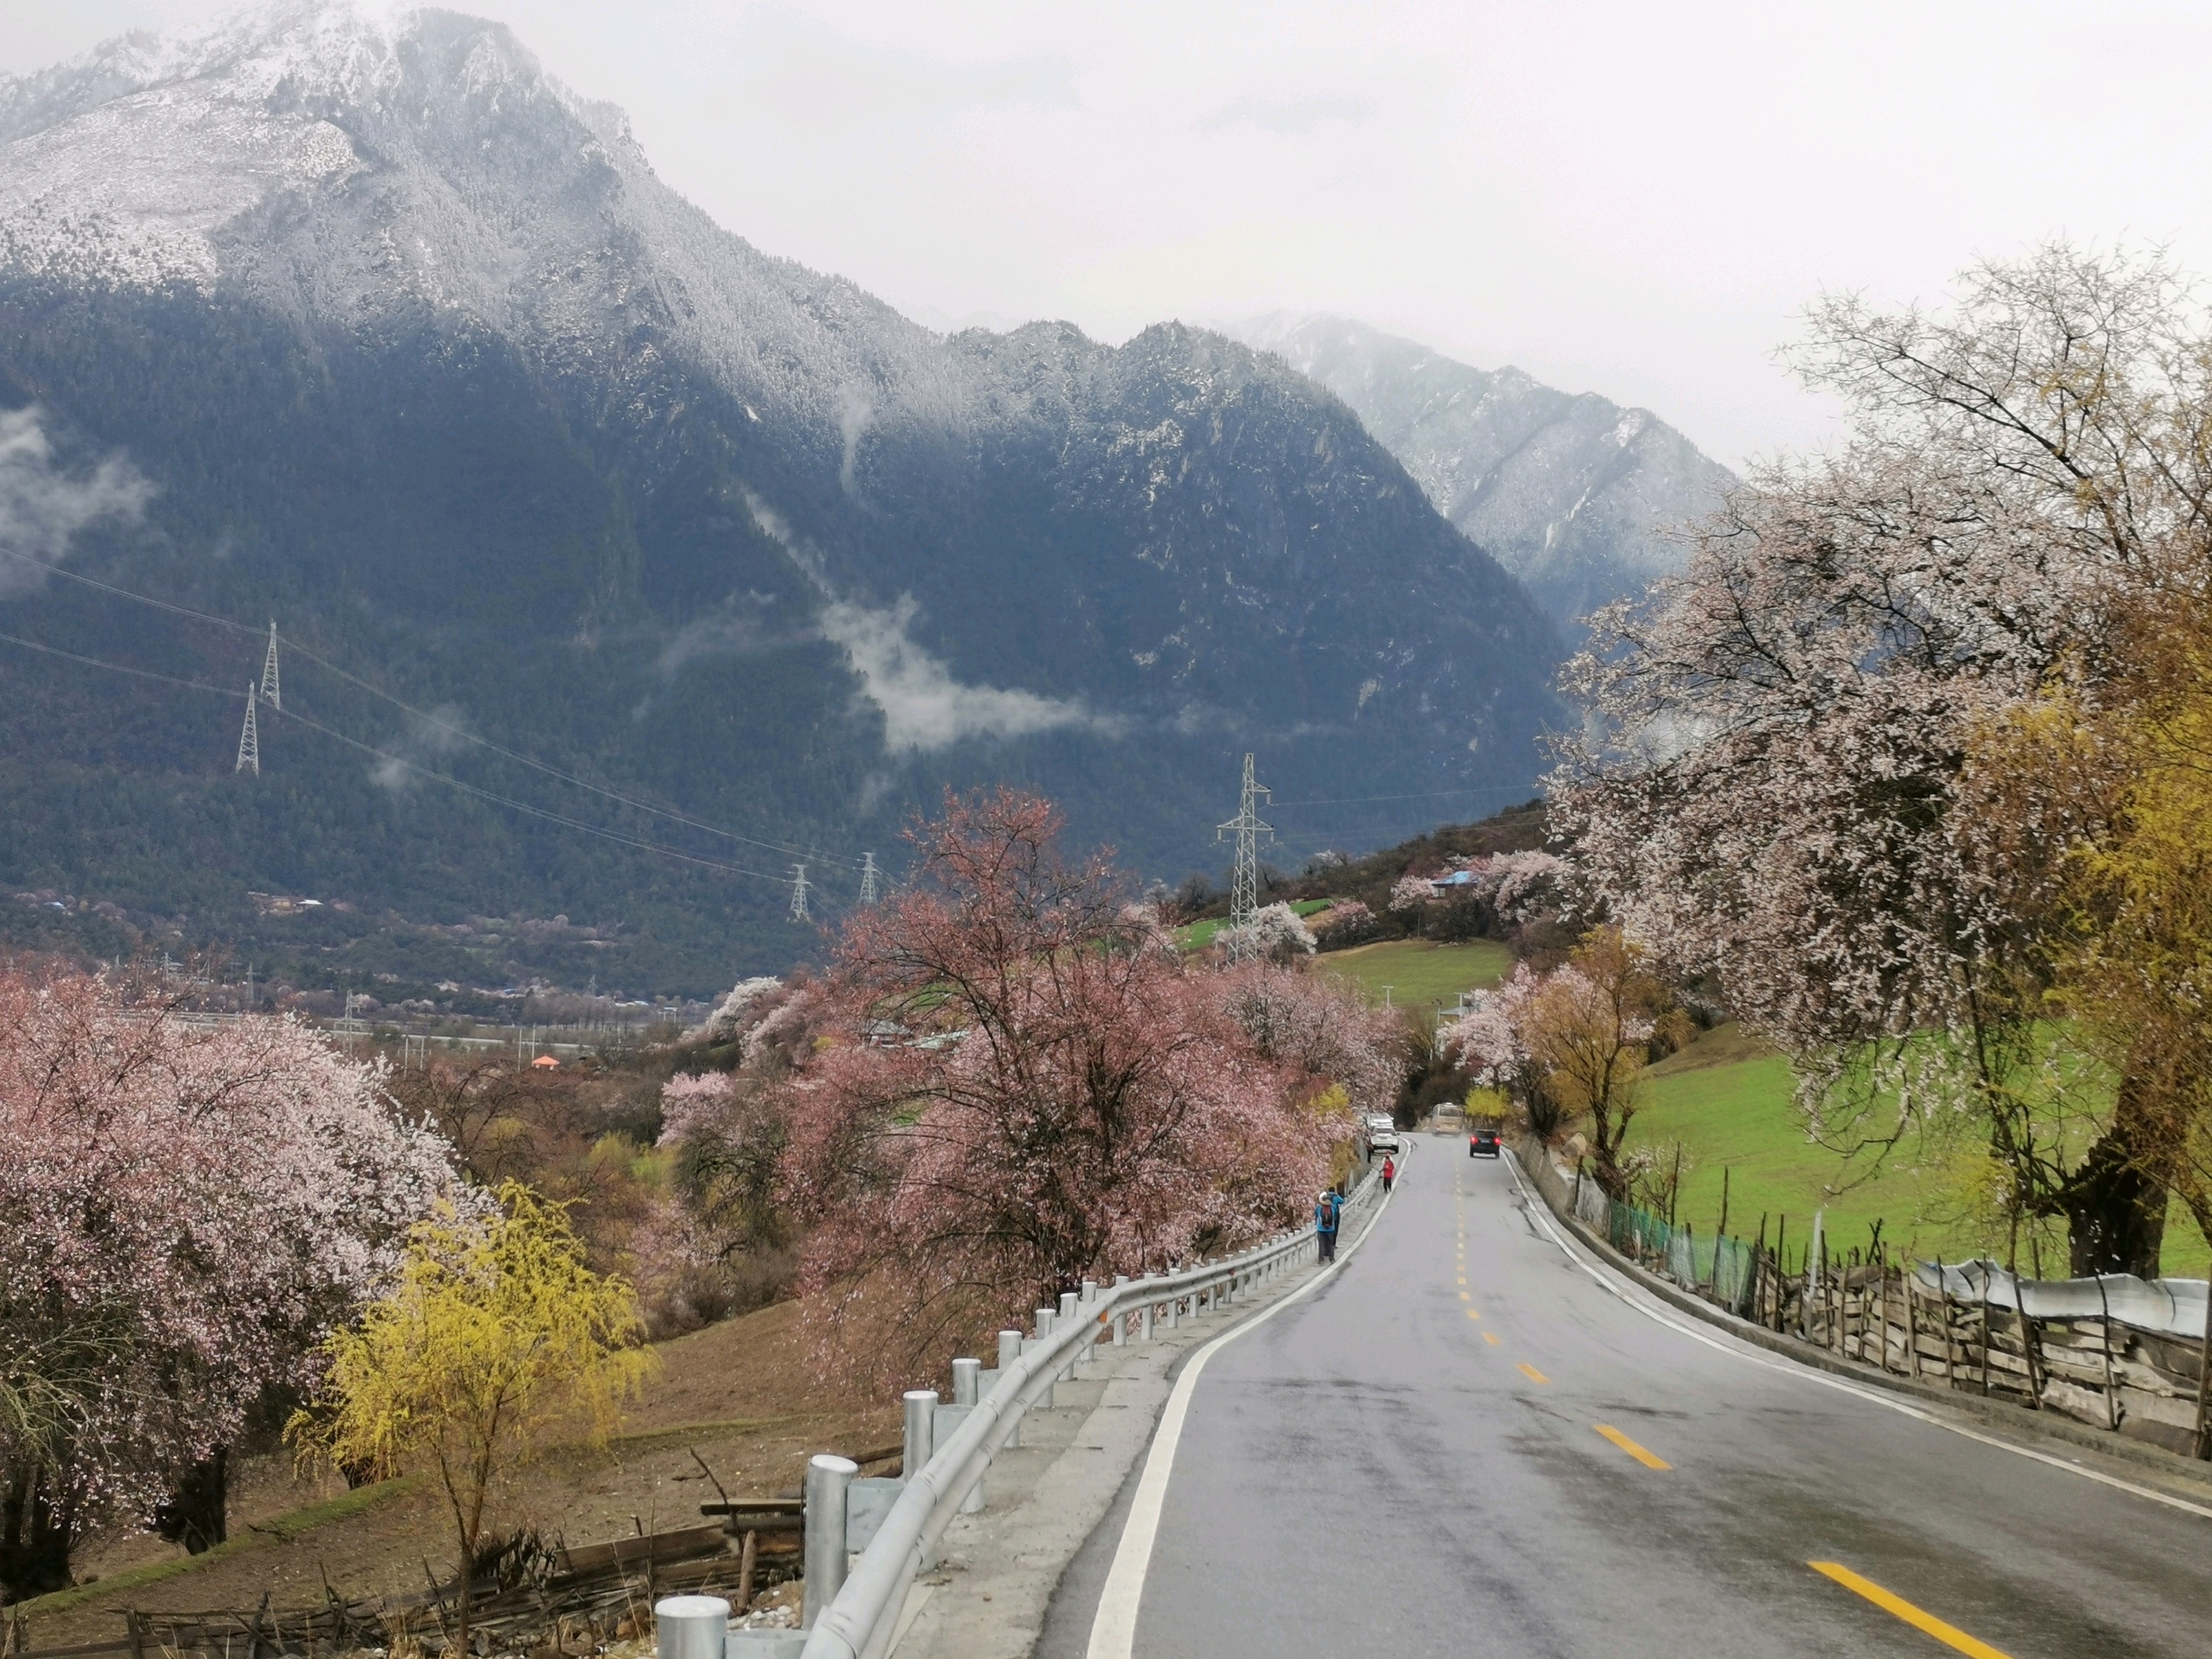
[
  {"xmin": 0, "ymin": 966, "xmax": 462, "ymax": 1597},
  {"xmin": 773, "ymin": 790, "xmax": 1380, "ymax": 1385}
]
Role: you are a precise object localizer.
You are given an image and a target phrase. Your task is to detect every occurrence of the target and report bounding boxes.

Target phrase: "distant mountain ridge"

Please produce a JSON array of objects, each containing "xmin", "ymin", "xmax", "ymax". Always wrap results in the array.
[
  {"xmin": 0, "ymin": 3, "xmax": 1563, "ymax": 995},
  {"xmin": 1228, "ymin": 315, "xmax": 1736, "ymax": 630}
]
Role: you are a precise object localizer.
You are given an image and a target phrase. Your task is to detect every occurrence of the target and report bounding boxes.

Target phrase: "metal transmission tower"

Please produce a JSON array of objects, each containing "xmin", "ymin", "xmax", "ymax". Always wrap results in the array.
[
  {"xmin": 258, "ymin": 622, "xmax": 282, "ymax": 709},
  {"xmin": 233, "ymin": 683, "xmax": 260, "ymax": 775},
  {"xmin": 858, "ymin": 851, "xmax": 880, "ymax": 905},
  {"xmin": 789, "ymin": 863, "xmax": 811, "ymax": 922},
  {"xmin": 1214, "ymin": 751, "xmax": 1273, "ymax": 959}
]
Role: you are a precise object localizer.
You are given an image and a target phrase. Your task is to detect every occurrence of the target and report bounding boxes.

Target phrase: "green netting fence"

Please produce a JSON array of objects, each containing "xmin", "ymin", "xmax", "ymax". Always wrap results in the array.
[{"xmin": 1574, "ymin": 1178, "xmax": 1757, "ymax": 1316}]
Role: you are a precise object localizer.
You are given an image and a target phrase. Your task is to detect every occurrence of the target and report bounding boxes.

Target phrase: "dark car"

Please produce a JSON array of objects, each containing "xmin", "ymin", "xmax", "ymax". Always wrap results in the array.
[{"xmin": 1469, "ymin": 1128, "xmax": 1500, "ymax": 1158}]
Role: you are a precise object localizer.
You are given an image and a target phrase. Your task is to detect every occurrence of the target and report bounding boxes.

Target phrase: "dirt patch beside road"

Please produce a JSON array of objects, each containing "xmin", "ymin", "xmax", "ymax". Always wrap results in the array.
[{"xmin": 21, "ymin": 1301, "xmax": 897, "ymax": 1649}]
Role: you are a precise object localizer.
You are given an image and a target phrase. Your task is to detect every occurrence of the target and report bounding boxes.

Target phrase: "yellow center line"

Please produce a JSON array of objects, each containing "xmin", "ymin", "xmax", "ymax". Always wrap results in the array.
[
  {"xmin": 1517, "ymin": 1362, "xmax": 1548, "ymax": 1384},
  {"xmin": 1593, "ymin": 1423, "xmax": 1671, "ymax": 1470},
  {"xmin": 1483, "ymin": 1331, "xmax": 1501, "ymax": 1346},
  {"xmin": 1458, "ymin": 1290, "xmax": 1472, "ymax": 1301},
  {"xmin": 1464, "ymin": 1308, "xmax": 1481, "ymax": 1321},
  {"xmin": 1808, "ymin": 1563, "xmax": 2017, "ymax": 1659}
]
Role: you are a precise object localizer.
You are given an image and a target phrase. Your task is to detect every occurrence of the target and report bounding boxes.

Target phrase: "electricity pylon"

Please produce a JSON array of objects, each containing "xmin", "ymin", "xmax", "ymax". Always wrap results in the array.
[
  {"xmin": 859, "ymin": 851, "xmax": 880, "ymax": 905},
  {"xmin": 234, "ymin": 683, "xmax": 260, "ymax": 775},
  {"xmin": 789, "ymin": 863, "xmax": 810, "ymax": 922},
  {"xmin": 1215, "ymin": 752, "xmax": 1272, "ymax": 959},
  {"xmin": 259, "ymin": 622, "xmax": 282, "ymax": 709}
]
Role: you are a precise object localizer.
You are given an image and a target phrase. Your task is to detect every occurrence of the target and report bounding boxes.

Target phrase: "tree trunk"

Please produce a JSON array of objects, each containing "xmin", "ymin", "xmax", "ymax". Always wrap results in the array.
[
  {"xmin": 2050, "ymin": 1077, "xmax": 2166, "ymax": 1277},
  {"xmin": 0, "ymin": 1463, "xmax": 76, "ymax": 1602},
  {"xmin": 154, "ymin": 1447, "xmax": 228, "ymax": 1554}
]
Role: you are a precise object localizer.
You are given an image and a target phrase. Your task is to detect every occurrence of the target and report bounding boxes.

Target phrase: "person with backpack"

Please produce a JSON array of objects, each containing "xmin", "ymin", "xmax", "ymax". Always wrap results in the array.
[
  {"xmin": 1382, "ymin": 1155, "xmax": 1396, "ymax": 1194},
  {"xmin": 1314, "ymin": 1190, "xmax": 1339, "ymax": 1262}
]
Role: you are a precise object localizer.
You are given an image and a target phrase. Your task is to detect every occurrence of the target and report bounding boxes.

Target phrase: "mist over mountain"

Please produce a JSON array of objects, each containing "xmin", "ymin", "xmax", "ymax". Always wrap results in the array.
[
  {"xmin": 0, "ymin": 3, "xmax": 1564, "ymax": 997},
  {"xmin": 1228, "ymin": 315, "xmax": 1737, "ymax": 633}
]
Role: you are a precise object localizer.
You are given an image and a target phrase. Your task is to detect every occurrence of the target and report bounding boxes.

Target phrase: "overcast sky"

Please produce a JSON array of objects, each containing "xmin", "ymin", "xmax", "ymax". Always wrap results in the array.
[{"xmin": 5, "ymin": 0, "xmax": 2211, "ymax": 467}]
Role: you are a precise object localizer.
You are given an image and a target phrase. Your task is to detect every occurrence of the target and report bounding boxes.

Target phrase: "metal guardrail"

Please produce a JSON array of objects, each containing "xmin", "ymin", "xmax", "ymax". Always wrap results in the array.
[{"xmin": 788, "ymin": 1168, "xmax": 1377, "ymax": 1659}]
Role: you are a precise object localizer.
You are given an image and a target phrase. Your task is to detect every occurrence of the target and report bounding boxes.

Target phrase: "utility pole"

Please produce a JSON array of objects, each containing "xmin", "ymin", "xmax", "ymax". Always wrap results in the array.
[
  {"xmin": 1381, "ymin": 985, "xmax": 1394, "ymax": 1009},
  {"xmin": 1215, "ymin": 752, "xmax": 1273, "ymax": 960},
  {"xmin": 234, "ymin": 683, "xmax": 260, "ymax": 775},
  {"xmin": 259, "ymin": 622, "xmax": 282, "ymax": 709},
  {"xmin": 859, "ymin": 851, "xmax": 880, "ymax": 905},
  {"xmin": 790, "ymin": 863, "xmax": 810, "ymax": 923}
]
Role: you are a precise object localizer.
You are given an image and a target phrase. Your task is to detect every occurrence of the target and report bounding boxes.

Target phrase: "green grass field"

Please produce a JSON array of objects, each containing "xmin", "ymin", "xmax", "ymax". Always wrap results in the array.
[
  {"xmin": 1177, "ymin": 899, "xmax": 1335, "ymax": 952},
  {"xmin": 1315, "ymin": 938, "xmax": 1512, "ymax": 1018},
  {"xmin": 1629, "ymin": 1026, "xmax": 2211, "ymax": 1276}
]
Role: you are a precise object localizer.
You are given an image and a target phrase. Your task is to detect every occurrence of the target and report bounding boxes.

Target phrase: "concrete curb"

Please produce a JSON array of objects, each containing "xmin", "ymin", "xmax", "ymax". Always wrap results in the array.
[
  {"xmin": 887, "ymin": 1182, "xmax": 1383, "ymax": 1659},
  {"xmin": 1509, "ymin": 1147, "xmax": 2212, "ymax": 1500}
]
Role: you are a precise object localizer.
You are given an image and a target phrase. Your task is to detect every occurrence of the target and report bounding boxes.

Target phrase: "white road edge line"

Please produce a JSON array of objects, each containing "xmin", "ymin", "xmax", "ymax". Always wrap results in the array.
[
  {"xmin": 1506, "ymin": 1155, "xmax": 2212, "ymax": 1523},
  {"xmin": 1083, "ymin": 1175, "xmax": 1398, "ymax": 1659}
]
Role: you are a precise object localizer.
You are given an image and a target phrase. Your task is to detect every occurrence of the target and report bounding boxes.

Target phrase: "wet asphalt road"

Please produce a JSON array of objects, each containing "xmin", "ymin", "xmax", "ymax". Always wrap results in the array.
[{"xmin": 1078, "ymin": 1139, "xmax": 2212, "ymax": 1658}]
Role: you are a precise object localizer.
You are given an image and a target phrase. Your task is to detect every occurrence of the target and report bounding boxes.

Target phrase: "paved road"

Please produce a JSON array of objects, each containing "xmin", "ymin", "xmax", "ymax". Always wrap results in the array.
[{"xmin": 1074, "ymin": 1139, "xmax": 2212, "ymax": 1658}]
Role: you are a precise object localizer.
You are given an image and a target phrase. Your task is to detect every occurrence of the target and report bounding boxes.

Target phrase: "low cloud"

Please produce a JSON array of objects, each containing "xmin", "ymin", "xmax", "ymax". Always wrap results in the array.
[
  {"xmin": 818, "ymin": 593, "xmax": 1113, "ymax": 751},
  {"xmin": 0, "ymin": 406, "xmax": 154, "ymax": 597},
  {"xmin": 655, "ymin": 593, "xmax": 800, "ymax": 675},
  {"xmin": 743, "ymin": 490, "xmax": 1112, "ymax": 752},
  {"xmin": 838, "ymin": 386, "xmax": 873, "ymax": 496},
  {"xmin": 372, "ymin": 703, "xmax": 472, "ymax": 792}
]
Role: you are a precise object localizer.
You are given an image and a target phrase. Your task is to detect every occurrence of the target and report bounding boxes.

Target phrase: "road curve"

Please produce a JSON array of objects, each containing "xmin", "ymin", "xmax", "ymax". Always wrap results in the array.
[{"xmin": 1074, "ymin": 1139, "xmax": 2212, "ymax": 1658}]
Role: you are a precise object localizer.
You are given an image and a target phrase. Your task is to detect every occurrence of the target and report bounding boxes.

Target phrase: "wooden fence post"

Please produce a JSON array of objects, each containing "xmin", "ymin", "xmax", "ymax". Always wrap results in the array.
[{"xmin": 1906, "ymin": 1264, "xmax": 1921, "ymax": 1382}]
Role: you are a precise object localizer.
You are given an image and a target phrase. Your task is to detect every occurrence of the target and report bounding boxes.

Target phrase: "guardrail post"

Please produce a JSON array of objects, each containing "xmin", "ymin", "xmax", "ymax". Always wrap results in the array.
[
  {"xmin": 1032, "ymin": 1307, "xmax": 1057, "ymax": 1407},
  {"xmin": 1058, "ymin": 1291, "xmax": 1081, "ymax": 1378},
  {"xmin": 904, "ymin": 1388, "xmax": 937, "ymax": 1476},
  {"xmin": 654, "ymin": 1594, "xmax": 728, "ymax": 1659},
  {"xmin": 997, "ymin": 1330, "xmax": 1024, "ymax": 1442},
  {"xmin": 1140, "ymin": 1299, "xmax": 1154, "ymax": 1342},
  {"xmin": 802, "ymin": 1453, "xmax": 858, "ymax": 1628},
  {"xmin": 950, "ymin": 1358, "xmax": 986, "ymax": 1514},
  {"xmin": 903, "ymin": 1390, "xmax": 939, "ymax": 1566},
  {"xmin": 1111, "ymin": 1275, "xmax": 1130, "ymax": 1344}
]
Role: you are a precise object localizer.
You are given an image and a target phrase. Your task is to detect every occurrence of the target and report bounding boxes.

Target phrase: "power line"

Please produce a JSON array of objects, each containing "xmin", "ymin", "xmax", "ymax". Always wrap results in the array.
[
  {"xmin": 1265, "ymin": 784, "xmax": 1547, "ymax": 809},
  {"xmin": 0, "ymin": 627, "xmax": 798, "ymax": 888},
  {"xmin": 0, "ymin": 544, "xmax": 860, "ymax": 868},
  {"xmin": 0, "ymin": 627, "xmax": 242, "ymax": 695}
]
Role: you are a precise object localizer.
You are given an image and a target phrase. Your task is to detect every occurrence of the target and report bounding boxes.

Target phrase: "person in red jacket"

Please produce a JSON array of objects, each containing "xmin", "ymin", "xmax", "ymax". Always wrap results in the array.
[{"xmin": 1382, "ymin": 1155, "xmax": 1396, "ymax": 1194}]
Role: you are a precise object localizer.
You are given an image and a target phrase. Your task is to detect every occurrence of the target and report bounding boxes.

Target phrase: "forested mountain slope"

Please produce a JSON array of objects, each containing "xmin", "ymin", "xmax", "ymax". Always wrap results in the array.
[{"xmin": 0, "ymin": 3, "xmax": 1563, "ymax": 998}]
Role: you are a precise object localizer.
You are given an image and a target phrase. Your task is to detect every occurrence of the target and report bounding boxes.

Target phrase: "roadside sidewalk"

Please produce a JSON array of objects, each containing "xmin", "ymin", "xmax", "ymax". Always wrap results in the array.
[{"xmin": 889, "ymin": 1181, "xmax": 1382, "ymax": 1659}]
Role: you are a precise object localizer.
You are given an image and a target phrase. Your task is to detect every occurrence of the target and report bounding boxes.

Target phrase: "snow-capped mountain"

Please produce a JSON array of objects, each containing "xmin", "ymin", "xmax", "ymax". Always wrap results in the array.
[
  {"xmin": 0, "ymin": 4, "xmax": 1565, "ymax": 989},
  {"xmin": 1230, "ymin": 315, "xmax": 1736, "ymax": 631}
]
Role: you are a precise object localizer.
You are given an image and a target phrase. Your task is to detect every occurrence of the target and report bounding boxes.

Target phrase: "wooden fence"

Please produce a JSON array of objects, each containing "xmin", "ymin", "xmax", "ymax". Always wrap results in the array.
[{"xmin": 1522, "ymin": 1140, "xmax": 2211, "ymax": 1458}]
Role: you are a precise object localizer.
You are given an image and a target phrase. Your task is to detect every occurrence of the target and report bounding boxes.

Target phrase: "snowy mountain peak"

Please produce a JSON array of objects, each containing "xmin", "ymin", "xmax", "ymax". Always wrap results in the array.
[
  {"xmin": 1226, "ymin": 313, "xmax": 1736, "ymax": 631},
  {"xmin": 0, "ymin": 3, "xmax": 639, "ymax": 301}
]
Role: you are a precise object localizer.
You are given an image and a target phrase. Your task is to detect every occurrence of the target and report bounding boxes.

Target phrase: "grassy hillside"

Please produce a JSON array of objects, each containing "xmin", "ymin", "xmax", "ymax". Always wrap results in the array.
[
  {"xmin": 1315, "ymin": 938, "xmax": 1512, "ymax": 1019},
  {"xmin": 1627, "ymin": 1026, "xmax": 2211, "ymax": 1276}
]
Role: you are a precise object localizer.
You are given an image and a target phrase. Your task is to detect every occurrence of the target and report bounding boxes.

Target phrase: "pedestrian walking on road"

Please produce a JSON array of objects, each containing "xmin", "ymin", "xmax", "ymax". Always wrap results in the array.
[
  {"xmin": 1382, "ymin": 1155, "xmax": 1396, "ymax": 1194},
  {"xmin": 1314, "ymin": 1190, "xmax": 1339, "ymax": 1263}
]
